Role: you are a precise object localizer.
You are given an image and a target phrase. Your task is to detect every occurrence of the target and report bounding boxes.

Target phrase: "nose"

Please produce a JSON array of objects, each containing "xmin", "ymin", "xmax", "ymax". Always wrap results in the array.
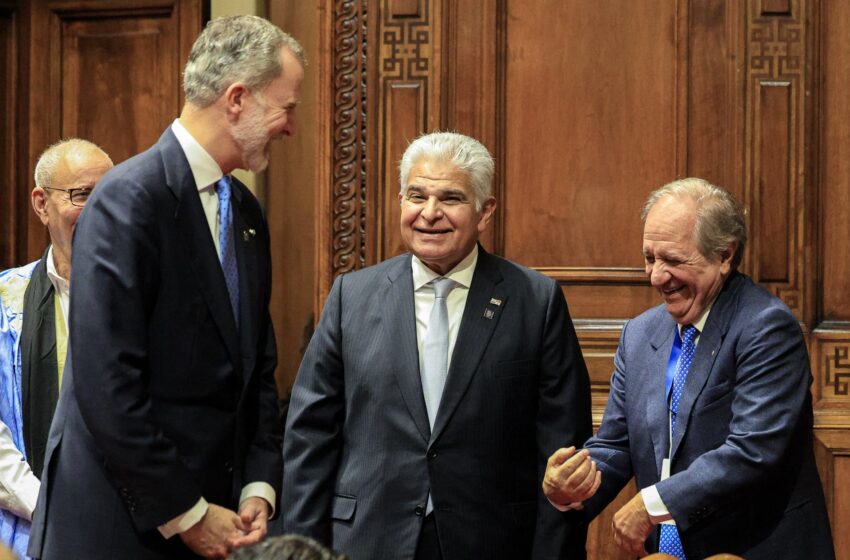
[
  {"xmin": 420, "ymin": 196, "xmax": 443, "ymax": 221},
  {"xmin": 648, "ymin": 261, "xmax": 668, "ymax": 287},
  {"xmin": 282, "ymin": 117, "xmax": 295, "ymax": 137}
]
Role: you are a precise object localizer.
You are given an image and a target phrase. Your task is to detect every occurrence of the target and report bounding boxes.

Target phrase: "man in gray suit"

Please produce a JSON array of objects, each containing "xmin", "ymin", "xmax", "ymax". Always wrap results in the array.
[
  {"xmin": 543, "ymin": 178, "xmax": 834, "ymax": 559},
  {"xmin": 283, "ymin": 132, "xmax": 592, "ymax": 559}
]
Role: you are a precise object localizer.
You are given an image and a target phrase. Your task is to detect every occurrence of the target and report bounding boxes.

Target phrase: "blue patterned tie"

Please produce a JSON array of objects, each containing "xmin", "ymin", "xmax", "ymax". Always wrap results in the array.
[
  {"xmin": 216, "ymin": 177, "xmax": 239, "ymax": 327},
  {"xmin": 659, "ymin": 324, "xmax": 698, "ymax": 559}
]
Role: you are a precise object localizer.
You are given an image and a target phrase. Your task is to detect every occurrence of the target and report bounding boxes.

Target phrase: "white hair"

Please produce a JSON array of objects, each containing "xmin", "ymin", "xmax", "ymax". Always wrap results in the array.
[
  {"xmin": 399, "ymin": 131, "xmax": 494, "ymax": 211},
  {"xmin": 34, "ymin": 138, "xmax": 112, "ymax": 189}
]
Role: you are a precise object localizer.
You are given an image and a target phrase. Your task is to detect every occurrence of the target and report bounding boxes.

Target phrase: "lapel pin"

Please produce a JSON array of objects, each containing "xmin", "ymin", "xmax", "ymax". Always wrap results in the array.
[
  {"xmin": 483, "ymin": 309, "xmax": 495, "ymax": 319},
  {"xmin": 489, "ymin": 298, "xmax": 502, "ymax": 306},
  {"xmin": 242, "ymin": 228, "xmax": 256, "ymax": 241}
]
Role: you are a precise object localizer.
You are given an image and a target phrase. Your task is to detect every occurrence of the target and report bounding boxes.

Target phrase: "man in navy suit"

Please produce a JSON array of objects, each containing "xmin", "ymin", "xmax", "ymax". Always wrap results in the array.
[
  {"xmin": 283, "ymin": 132, "xmax": 592, "ymax": 559},
  {"xmin": 29, "ymin": 15, "xmax": 304, "ymax": 559},
  {"xmin": 543, "ymin": 178, "xmax": 834, "ymax": 559}
]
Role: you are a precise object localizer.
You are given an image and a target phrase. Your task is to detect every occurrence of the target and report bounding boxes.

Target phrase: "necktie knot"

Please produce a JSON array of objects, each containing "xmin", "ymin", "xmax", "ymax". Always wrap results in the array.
[
  {"xmin": 682, "ymin": 324, "xmax": 698, "ymax": 346},
  {"xmin": 431, "ymin": 277, "xmax": 456, "ymax": 300}
]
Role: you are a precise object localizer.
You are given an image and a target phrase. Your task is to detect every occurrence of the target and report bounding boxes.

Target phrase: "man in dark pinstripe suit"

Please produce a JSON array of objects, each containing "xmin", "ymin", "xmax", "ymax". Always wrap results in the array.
[{"xmin": 283, "ymin": 132, "xmax": 592, "ymax": 560}]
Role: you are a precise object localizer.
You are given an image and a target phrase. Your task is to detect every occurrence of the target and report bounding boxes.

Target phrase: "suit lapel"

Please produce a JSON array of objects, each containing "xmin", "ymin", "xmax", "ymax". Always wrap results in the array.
[
  {"xmin": 670, "ymin": 273, "xmax": 741, "ymax": 458},
  {"xmin": 430, "ymin": 250, "xmax": 504, "ymax": 444},
  {"xmin": 161, "ymin": 129, "xmax": 240, "ymax": 367},
  {"xmin": 646, "ymin": 315, "xmax": 676, "ymax": 476},
  {"xmin": 232, "ymin": 182, "xmax": 259, "ymax": 388},
  {"xmin": 385, "ymin": 256, "xmax": 431, "ymax": 443}
]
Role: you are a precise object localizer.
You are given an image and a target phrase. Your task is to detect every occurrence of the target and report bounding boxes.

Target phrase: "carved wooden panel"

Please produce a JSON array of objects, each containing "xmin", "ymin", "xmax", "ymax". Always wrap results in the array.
[
  {"xmin": 376, "ymin": 0, "xmax": 441, "ymax": 262},
  {"xmin": 744, "ymin": 0, "xmax": 807, "ymax": 319},
  {"xmin": 0, "ymin": 2, "xmax": 19, "ymax": 269},
  {"xmin": 814, "ymin": 430, "xmax": 850, "ymax": 560},
  {"xmin": 811, "ymin": 331, "xmax": 850, "ymax": 425}
]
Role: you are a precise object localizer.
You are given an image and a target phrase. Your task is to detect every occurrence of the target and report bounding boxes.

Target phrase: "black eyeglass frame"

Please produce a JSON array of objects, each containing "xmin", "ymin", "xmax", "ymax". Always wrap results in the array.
[{"xmin": 42, "ymin": 186, "xmax": 93, "ymax": 207}]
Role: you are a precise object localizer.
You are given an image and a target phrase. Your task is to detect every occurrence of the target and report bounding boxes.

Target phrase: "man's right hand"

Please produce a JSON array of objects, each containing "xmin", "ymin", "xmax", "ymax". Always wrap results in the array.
[
  {"xmin": 179, "ymin": 504, "xmax": 247, "ymax": 559},
  {"xmin": 543, "ymin": 446, "xmax": 602, "ymax": 507}
]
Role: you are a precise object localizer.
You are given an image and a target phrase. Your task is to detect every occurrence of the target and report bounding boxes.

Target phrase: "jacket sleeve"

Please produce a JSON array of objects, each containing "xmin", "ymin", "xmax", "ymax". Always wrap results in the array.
[
  {"xmin": 532, "ymin": 280, "xmax": 593, "ymax": 560},
  {"xmin": 281, "ymin": 274, "xmax": 346, "ymax": 545}
]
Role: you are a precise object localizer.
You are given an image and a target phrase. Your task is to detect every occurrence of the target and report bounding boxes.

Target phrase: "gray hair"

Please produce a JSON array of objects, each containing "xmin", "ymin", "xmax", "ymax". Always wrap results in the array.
[
  {"xmin": 183, "ymin": 15, "xmax": 306, "ymax": 107},
  {"xmin": 34, "ymin": 138, "xmax": 113, "ymax": 189},
  {"xmin": 642, "ymin": 177, "xmax": 747, "ymax": 269},
  {"xmin": 399, "ymin": 131, "xmax": 494, "ymax": 211},
  {"xmin": 228, "ymin": 535, "xmax": 348, "ymax": 560}
]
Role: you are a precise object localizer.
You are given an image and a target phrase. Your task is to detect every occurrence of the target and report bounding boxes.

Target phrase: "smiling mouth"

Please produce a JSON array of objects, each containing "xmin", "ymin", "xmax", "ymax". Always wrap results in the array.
[
  {"xmin": 662, "ymin": 286, "xmax": 684, "ymax": 296},
  {"xmin": 416, "ymin": 228, "xmax": 451, "ymax": 235}
]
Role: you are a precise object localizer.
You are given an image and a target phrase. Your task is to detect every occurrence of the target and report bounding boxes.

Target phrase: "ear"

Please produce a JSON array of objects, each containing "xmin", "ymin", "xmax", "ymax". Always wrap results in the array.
[
  {"xmin": 31, "ymin": 187, "xmax": 50, "ymax": 226},
  {"xmin": 477, "ymin": 197, "xmax": 497, "ymax": 233},
  {"xmin": 718, "ymin": 241, "xmax": 737, "ymax": 274},
  {"xmin": 223, "ymin": 82, "xmax": 249, "ymax": 118}
]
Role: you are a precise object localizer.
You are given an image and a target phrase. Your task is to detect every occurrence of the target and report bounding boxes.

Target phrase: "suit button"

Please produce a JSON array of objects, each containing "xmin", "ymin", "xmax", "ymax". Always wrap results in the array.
[
  {"xmin": 428, "ymin": 450, "xmax": 437, "ymax": 459},
  {"xmin": 414, "ymin": 506, "xmax": 424, "ymax": 516},
  {"xmin": 224, "ymin": 461, "xmax": 233, "ymax": 473}
]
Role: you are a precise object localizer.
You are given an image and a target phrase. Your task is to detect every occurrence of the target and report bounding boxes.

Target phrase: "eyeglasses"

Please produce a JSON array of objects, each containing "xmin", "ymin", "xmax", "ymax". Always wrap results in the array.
[{"xmin": 42, "ymin": 186, "xmax": 93, "ymax": 207}]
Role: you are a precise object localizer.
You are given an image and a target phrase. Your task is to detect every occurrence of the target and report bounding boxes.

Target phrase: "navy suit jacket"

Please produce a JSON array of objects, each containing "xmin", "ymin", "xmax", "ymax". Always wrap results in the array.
[
  {"xmin": 28, "ymin": 128, "xmax": 282, "ymax": 559},
  {"xmin": 283, "ymin": 249, "xmax": 592, "ymax": 560},
  {"xmin": 583, "ymin": 271, "xmax": 834, "ymax": 559}
]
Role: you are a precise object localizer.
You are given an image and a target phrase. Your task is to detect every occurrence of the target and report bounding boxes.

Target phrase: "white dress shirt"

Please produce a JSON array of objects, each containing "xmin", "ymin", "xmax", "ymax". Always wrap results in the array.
[
  {"xmin": 412, "ymin": 245, "xmax": 479, "ymax": 379},
  {"xmin": 158, "ymin": 120, "xmax": 276, "ymax": 539}
]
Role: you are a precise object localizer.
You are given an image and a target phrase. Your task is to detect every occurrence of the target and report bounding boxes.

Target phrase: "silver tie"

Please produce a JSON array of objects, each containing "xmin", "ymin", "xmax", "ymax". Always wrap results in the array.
[{"xmin": 421, "ymin": 277, "xmax": 457, "ymax": 429}]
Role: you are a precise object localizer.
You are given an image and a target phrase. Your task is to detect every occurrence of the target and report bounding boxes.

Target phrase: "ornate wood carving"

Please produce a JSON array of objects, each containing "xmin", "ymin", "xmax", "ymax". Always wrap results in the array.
[
  {"xmin": 331, "ymin": 0, "xmax": 368, "ymax": 277},
  {"xmin": 745, "ymin": 0, "xmax": 807, "ymax": 319},
  {"xmin": 0, "ymin": 3, "xmax": 20, "ymax": 269}
]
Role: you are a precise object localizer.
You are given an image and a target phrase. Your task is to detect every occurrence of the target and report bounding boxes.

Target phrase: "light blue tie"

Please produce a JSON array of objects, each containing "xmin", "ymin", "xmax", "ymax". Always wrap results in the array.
[
  {"xmin": 216, "ymin": 177, "xmax": 239, "ymax": 328},
  {"xmin": 659, "ymin": 324, "xmax": 698, "ymax": 559},
  {"xmin": 421, "ymin": 277, "xmax": 457, "ymax": 429},
  {"xmin": 421, "ymin": 277, "xmax": 457, "ymax": 515}
]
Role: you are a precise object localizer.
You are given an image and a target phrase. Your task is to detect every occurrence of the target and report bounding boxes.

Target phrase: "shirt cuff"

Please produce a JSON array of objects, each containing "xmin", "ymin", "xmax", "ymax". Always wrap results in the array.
[
  {"xmin": 158, "ymin": 497, "xmax": 208, "ymax": 539},
  {"xmin": 546, "ymin": 495, "xmax": 584, "ymax": 512},
  {"xmin": 641, "ymin": 485, "xmax": 673, "ymax": 524},
  {"xmin": 240, "ymin": 482, "xmax": 276, "ymax": 518}
]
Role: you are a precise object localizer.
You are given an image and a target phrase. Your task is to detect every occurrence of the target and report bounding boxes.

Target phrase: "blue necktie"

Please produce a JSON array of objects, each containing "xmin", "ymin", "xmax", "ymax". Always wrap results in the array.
[
  {"xmin": 216, "ymin": 177, "xmax": 239, "ymax": 328},
  {"xmin": 659, "ymin": 324, "xmax": 698, "ymax": 559}
]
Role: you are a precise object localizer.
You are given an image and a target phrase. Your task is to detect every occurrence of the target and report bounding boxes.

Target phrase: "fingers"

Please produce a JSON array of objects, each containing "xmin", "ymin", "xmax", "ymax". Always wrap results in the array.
[{"xmin": 546, "ymin": 446, "xmax": 576, "ymax": 469}]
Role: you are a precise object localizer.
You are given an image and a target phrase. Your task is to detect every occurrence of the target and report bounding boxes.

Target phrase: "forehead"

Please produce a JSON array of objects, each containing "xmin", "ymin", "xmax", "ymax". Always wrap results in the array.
[
  {"xmin": 55, "ymin": 151, "xmax": 112, "ymax": 186},
  {"xmin": 407, "ymin": 157, "xmax": 471, "ymax": 190},
  {"xmin": 263, "ymin": 47, "xmax": 304, "ymax": 101},
  {"xmin": 642, "ymin": 196, "xmax": 698, "ymax": 250}
]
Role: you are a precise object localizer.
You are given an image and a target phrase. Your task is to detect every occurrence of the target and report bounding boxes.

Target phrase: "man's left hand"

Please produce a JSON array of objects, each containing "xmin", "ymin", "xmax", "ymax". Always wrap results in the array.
[
  {"xmin": 612, "ymin": 492, "xmax": 653, "ymax": 557},
  {"xmin": 228, "ymin": 496, "xmax": 270, "ymax": 549}
]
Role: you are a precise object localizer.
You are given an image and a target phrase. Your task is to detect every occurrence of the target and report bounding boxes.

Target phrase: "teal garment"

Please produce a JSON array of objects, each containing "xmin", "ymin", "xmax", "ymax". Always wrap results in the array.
[{"xmin": 0, "ymin": 259, "xmax": 38, "ymax": 559}]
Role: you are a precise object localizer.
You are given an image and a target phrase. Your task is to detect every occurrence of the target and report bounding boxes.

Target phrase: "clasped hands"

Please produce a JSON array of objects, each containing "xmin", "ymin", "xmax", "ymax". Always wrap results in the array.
[
  {"xmin": 543, "ymin": 446, "xmax": 654, "ymax": 557},
  {"xmin": 179, "ymin": 496, "xmax": 270, "ymax": 559}
]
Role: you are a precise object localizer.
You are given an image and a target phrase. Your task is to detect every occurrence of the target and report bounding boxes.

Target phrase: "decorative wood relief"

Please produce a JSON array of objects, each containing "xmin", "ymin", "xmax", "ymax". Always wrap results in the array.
[
  {"xmin": 745, "ymin": 0, "xmax": 807, "ymax": 319},
  {"xmin": 331, "ymin": 0, "xmax": 368, "ymax": 277},
  {"xmin": 811, "ymin": 331, "xmax": 850, "ymax": 419},
  {"xmin": 813, "ymin": 430, "xmax": 850, "ymax": 559},
  {"xmin": 376, "ymin": 0, "xmax": 439, "ymax": 262}
]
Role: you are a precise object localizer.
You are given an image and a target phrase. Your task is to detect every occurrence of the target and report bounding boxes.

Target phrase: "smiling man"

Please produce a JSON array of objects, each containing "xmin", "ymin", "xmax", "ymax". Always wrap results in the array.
[
  {"xmin": 543, "ymin": 178, "xmax": 834, "ymax": 560},
  {"xmin": 28, "ymin": 16, "xmax": 304, "ymax": 560},
  {"xmin": 283, "ymin": 132, "xmax": 592, "ymax": 559}
]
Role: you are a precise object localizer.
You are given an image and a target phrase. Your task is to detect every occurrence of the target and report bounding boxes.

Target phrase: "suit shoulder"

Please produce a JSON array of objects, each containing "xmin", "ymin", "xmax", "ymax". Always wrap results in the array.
[{"xmin": 338, "ymin": 254, "xmax": 410, "ymax": 287}]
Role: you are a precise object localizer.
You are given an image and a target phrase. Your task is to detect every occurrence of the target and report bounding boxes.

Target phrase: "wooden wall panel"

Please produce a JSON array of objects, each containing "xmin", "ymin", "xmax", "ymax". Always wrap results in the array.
[
  {"xmin": 0, "ymin": 3, "xmax": 20, "ymax": 268},
  {"xmin": 814, "ymin": 430, "xmax": 850, "ymax": 560},
  {"xmin": 56, "ymin": 10, "xmax": 179, "ymax": 164},
  {"xmin": 502, "ymin": 0, "xmax": 681, "ymax": 273}
]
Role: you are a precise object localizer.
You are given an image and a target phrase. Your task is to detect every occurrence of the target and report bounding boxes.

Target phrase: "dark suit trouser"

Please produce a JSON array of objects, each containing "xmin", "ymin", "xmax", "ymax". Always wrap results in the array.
[{"xmin": 416, "ymin": 514, "xmax": 443, "ymax": 560}]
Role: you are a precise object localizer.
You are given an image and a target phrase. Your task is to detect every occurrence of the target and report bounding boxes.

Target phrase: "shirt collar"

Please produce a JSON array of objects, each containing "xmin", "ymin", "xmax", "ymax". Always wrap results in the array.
[
  {"xmin": 412, "ymin": 245, "xmax": 479, "ymax": 291},
  {"xmin": 45, "ymin": 245, "xmax": 69, "ymax": 293},
  {"xmin": 171, "ymin": 119, "xmax": 224, "ymax": 191},
  {"xmin": 678, "ymin": 300, "xmax": 714, "ymax": 337}
]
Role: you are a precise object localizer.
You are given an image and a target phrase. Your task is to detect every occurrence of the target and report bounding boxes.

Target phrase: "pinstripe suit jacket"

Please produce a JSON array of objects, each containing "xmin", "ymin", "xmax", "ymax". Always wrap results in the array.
[{"xmin": 283, "ymin": 248, "xmax": 592, "ymax": 560}]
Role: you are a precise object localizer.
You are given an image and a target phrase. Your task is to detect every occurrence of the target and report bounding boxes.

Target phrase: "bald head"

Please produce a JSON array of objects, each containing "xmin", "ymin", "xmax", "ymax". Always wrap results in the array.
[{"xmin": 31, "ymin": 138, "xmax": 113, "ymax": 280}]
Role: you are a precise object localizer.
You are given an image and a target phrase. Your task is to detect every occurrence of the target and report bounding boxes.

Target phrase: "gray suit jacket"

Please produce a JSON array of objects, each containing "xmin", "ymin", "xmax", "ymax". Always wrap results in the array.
[
  {"xmin": 583, "ymin": 271, "xmax": 834, "ymax": 559},
  {"xmin": 283, "ymin": 249, "xmax": 592, "ymax": 560}
]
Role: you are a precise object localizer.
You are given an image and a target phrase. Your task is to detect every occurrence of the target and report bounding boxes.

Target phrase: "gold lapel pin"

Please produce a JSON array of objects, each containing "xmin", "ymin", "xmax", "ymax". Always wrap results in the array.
[{"xmin": 489, "ymin": 298, "xmax": 502, "ymax": 306}]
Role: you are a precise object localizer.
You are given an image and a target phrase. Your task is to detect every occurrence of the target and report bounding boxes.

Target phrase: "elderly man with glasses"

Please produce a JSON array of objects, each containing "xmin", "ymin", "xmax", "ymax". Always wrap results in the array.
[{"xmin": 0, "ymin": 138, "xmax": 112, "ymax": 557}]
